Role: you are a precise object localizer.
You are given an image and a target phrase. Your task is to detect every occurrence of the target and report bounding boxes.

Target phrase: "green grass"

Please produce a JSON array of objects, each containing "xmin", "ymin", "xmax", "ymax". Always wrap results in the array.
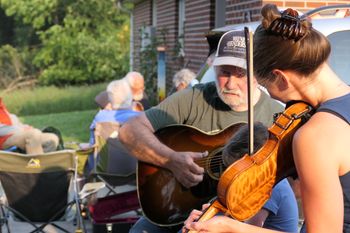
[
  {"xmin": 2, "ymin": 83, "xmax": 108, "ymax": 116},
  {"xmin": 20, "ymin": 109, "xmax": 97, "ymax": 143},
  {"xmin": 1, "ymin": 84, "xmax": 109, "ymax": 144}
]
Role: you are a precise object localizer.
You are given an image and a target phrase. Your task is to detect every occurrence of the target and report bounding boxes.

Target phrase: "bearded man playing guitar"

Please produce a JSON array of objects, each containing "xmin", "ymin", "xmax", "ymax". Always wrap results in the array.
[{"xmin": 119, "ymin": 30, "xmax": 284, "ymax": 233}]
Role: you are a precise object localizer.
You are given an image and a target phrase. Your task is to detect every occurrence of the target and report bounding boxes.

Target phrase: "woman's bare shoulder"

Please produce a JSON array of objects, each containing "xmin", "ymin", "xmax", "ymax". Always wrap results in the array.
[{"xmin": 293, "ymin": 111, "xmax": 349, "ymax": 173}]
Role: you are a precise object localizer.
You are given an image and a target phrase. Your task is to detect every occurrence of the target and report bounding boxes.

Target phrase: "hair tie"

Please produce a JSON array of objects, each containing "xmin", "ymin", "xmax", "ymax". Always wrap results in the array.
[{"xmin": 268, "ymin": 8, "xmax": 305, "ymax": 42}]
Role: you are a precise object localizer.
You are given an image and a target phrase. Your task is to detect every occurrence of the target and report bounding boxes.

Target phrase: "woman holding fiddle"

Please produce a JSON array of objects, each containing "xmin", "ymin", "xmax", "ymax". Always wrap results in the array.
[{"xmin": 184, "ymin": 4, "xmax": 350, "ymax": 233}]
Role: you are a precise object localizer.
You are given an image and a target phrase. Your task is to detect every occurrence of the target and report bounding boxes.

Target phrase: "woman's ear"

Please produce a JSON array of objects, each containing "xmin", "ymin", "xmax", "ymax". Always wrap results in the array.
[{"xmin": 272, "ymin": 69, "xmax": 289, "ymax": 91}]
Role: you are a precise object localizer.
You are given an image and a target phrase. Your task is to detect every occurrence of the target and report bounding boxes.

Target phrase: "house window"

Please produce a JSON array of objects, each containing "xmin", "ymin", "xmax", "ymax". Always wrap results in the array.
[{"xmin": 178, "ymin": 0, "xmax": 185, "ymax": 56}]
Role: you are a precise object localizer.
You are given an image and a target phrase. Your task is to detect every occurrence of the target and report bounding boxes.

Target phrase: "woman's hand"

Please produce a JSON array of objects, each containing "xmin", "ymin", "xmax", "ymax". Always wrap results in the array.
[
  {"xmin": 182, "ymin": 203, "xmax": 210, "ymax": 233},
  {"xmin": 183, "ymin": 203, "xmax": 243, "ymax": 233},
  {"xmin": 185, "ymin": 215, "xmax": 238, "ymax": 233},
  {"xmin": 182, "ymin": 209, "xmax": 203, "ymax": 233},
  {"xmin": 182, "ymin": 203, "xmax": 279, "ymax": 233}
]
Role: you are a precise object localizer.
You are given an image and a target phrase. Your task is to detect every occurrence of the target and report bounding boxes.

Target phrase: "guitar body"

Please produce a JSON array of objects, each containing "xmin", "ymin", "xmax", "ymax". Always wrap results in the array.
[{"xmin": 137, "ymin": 123, "xmax": 244, "ymax": 226}]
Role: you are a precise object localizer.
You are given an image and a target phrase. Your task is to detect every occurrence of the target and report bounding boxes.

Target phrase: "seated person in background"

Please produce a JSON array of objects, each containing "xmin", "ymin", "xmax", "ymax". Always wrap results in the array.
[
  {"xmin": 183, "ymin": 122, "xmax": 299, "ymax": 233},
  {"xmin": 169, "ymin": 68, "xmax": 198, "ymax": 95},
  {"xmin": 88, "ymin": 79, "xmax": 141, "ymax": 173},
  {"xmin": 94, "ymin": 88, "xmax": 144, "ymax": 112},
  {"xmin": 123, "ymin": 71, "xmax": 151, "ymax": 110},
  {"xmin": 0, "ymin": 98, "xmax": 59, "ymax": 154},
  {"xmin": 89, "ymin": 79, "xmax": 141, "ymax": 145},
  {"xmin": 106, "ymin": 79, "xmax": 140, "ymax": 118}
]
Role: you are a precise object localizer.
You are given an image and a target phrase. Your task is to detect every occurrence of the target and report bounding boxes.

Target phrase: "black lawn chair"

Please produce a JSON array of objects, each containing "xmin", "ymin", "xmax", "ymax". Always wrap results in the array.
[{"xmin": 0, "ymin": 150, "xmax": 86, "ymax": 233}]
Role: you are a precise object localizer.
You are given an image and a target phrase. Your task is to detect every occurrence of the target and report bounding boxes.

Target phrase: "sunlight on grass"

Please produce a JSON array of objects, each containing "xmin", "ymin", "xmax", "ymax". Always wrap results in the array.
[
  {"xmin": 2, "ymin": 83, "xmax": 107, "ymax": 116},
  {"xmin": 21, "ymin": 109, "xmax": 97, "ymax": 143}
]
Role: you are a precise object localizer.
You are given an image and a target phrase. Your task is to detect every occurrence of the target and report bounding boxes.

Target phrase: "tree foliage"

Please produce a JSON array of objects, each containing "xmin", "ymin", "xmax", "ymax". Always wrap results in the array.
[
  {"xmin": 1, "ymin": 0, "xmax": 131, "ymax": 86},
  {"xmin": 0, "ymin": 45, "xmax": 37, "ymax": 92}
]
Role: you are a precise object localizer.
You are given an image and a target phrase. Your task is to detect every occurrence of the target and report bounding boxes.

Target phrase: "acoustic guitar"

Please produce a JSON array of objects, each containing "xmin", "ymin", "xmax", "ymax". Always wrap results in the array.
[{"xmin": 136, "ymin": 123, "xmax": 245, "ymax": 226}]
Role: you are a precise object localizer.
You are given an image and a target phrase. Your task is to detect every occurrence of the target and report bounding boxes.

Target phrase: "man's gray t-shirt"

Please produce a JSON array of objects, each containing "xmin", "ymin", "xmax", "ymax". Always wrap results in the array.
[{"xmin": 146, "ymin": 82, "xmax": 283, "ymax": 133}]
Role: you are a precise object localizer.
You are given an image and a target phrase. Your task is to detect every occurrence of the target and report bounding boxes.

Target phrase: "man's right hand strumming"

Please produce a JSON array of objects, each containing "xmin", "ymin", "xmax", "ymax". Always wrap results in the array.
[
  {"xmin": 119, "ymin": 113, "xmax": 206, "ymax": 188},
  {"xmin": 166, "ymin": 151, "xmax": 206, "ymax": 188}
]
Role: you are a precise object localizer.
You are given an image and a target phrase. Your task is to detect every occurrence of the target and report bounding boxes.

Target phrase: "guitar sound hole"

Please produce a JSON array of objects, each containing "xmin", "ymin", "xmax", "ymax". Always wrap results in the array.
[
  {"xmin": 190, "ymin": 151, "xmax": 224, "ymax": 198},
  {"xmin": 207, "ymin": 151, "xmax": 225, "ymax": 180}
]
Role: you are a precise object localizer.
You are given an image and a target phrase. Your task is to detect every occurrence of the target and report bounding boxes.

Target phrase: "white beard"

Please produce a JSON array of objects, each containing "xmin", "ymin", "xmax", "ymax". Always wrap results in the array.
[{"xmin": 215, "ymin": 81, "xmax": 247, "ymax": 109}]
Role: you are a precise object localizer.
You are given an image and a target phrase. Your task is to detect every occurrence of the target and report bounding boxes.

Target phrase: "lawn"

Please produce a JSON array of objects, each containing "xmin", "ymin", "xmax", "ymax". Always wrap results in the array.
[
  {"xmin": 3, "ymin": 84, "xmax": 106, "ymax": 116},
  {"xmin": 1, "ymin": 84, "xmax": 106, "ymax": 144},
  {"xmin": 21, "ymin": 109, "xmax": 97, "ymax": 144}
]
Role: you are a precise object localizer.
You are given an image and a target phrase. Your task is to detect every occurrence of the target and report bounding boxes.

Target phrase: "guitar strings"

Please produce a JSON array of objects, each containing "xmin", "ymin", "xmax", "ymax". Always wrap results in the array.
[
  {"xmin": 195, "ymin": 157, "xmax": 222, "ymax": 164},
  {"xmin": 195, "ymin": 157, "xmax": 224, "ymax": 167}
]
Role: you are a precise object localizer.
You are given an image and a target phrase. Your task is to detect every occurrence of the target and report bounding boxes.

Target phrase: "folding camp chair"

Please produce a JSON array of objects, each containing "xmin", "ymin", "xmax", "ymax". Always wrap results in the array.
[
  {"xmin": 86, "ymin": 122, "xmax": 141, "ymax": 232},
  {"xmin": 0, "ymin": 149, "xmax": 86, "ymax": 233},
  {"xmin": 89, "ymin": 121, "xmax": 137, "ymax": 195}
]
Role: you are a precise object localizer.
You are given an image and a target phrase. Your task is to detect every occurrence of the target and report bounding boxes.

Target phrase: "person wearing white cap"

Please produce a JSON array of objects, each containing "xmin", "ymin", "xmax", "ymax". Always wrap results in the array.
[{"xmin": 119, "ymin": 29, "xmax": 284, "ymax": 233}]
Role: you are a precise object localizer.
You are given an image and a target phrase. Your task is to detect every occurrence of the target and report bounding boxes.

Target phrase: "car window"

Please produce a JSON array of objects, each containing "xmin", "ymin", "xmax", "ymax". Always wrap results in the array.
[
  {"xmin": 200, "ymin": 66, "xmax": 216, "ymax": 84},
  {"xmin": 327, "ymin": 30, "xmax": 350, "ymax": 84},
  {"xmin": 197, "ymin": 53, "xmax": 215, "ymax": 82}
]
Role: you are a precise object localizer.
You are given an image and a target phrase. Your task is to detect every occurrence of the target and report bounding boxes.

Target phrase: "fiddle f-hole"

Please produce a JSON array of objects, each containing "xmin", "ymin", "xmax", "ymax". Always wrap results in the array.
[{"xmin": 206, "ymin": 147, "xmax": 226, "ymax": 180}]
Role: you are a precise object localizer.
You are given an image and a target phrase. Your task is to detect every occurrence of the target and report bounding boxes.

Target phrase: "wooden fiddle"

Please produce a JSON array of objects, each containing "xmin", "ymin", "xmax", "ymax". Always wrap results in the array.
[
  {"xmin": 186, "ymin": 28, "xmax": 313, "ymax": 232},
  {"xmin": 187, "ymin": 101, "xmax": 314, "ymax": 232}
]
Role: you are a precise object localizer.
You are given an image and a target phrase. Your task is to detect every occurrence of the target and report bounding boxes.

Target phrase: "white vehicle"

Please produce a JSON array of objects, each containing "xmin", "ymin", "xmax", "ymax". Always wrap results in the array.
[{"xmin": 199, "ymin": 5, "xmax": 350, "ymax": 85}]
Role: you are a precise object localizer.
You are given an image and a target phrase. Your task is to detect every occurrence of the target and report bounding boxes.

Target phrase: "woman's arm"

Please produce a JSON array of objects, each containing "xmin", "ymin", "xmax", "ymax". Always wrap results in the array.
[
  {"xmin": 187, "ymin": 215, "xmax": 285, "ymax": 233},
  {"xmin": 293, "ymin": 112, "xmax": 345, "ymax": 233},
  {"xmin": 184, "ymin": 204, "xmax": 280, "ymax": 233}
]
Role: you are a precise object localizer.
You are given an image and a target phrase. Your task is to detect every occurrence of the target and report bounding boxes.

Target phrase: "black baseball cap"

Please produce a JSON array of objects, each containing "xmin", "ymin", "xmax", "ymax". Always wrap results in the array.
[{"xmin": 213, "ymin": 30, "xmax": 246, "ymax": 69}]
